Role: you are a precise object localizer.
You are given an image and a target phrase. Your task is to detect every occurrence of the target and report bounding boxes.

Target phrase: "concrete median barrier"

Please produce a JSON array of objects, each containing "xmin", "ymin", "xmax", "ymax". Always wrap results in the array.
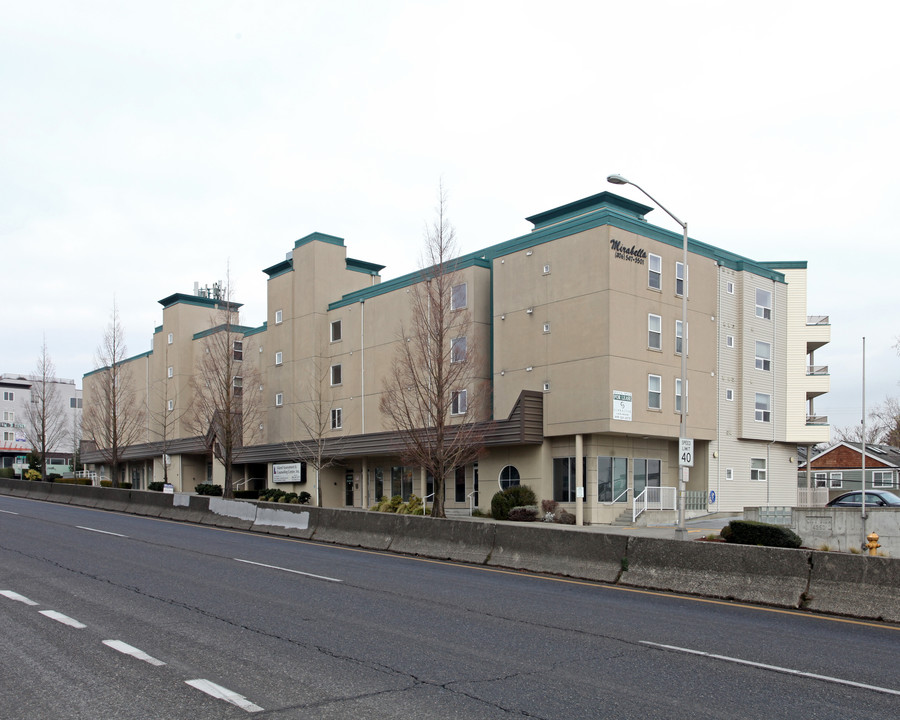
[
  {"xmin": 805, "ymin": 551, "xmax": 900, "ymax": 623},
  {"xmin": 252, "ymin": 502, "xmax": 315, "ymax": 539},
  {"xmin": 619, "ymin": 536, "xmax": 811, "ymax": 608},
  {"xmin": 0, "ymin": 478, "xmax": 31, "ymax": 498},
  {"xmin": 488, "ymin": 523, "xmax": 628, "ymax": 582},
  {"xmin": 204, "ymin": 497, "xmax": 258, "ymax": 530},
  {"xmin": 387, "ymin": 515, "xmax": 496, "ymax": 564},
  {"xmin": 311, "ymin": 508, "xmax": 394, "ymax": 549}
]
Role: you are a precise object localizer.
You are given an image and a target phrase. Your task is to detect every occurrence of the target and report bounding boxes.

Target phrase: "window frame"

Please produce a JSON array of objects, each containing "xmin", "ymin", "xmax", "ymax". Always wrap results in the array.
[
  {"xmin": 750, "ymin": 457, "xmax": 767, "ymax": 482},
  {"xmin": 675, "ymin": 319, "xmax": 685, "ymax": 355},
  {"xmin": 233, "ymin": 376, "xmax": 243, "ymax": 397},
  {"xmin": 829, "ymin": 472, "xmax": 843, "ymax": 489},
  {"xmin": 331, "ymin": 407, "xmax": 342, "ymax": 430},
  {"xmin": 167, "ymin": 399, "xmax": 174, "ymax": 412},
  {"xmin": 499, "ymin": 465, "xmax": 520, "ymax": 490},
  {"xmin": 275, "ymin": 392, "xmax": 283, "ymax": 407},
  {"xmin": 451, "ymin": 336, "xmax": 467, "ymax": 363},
  {"xmin": 330, "ymin": 364, "xmax": 342, "ymax": 386},
  {"xmin": 675, "ymin": 378, "xmax": 686, "ymax": 414},
  {"xmin": 873, "ymin": 470, "xmax": 893, "ymax": 487},
  {"xmin": 726, "ymin": 335, "xmax": 734, "ymax": 348},
  {"xmin": 450, "ymin": 282, "xmax": 467, "ymax": 310},
  {"xmin": 648, "ymin": 374, "xmax": 662, "ymax": 410},
  {"xmin": 275, "ymin": 351, "xmax": 283, "ymax": 366},
  {"xmin": 330, "ymin": 319, "xmax": 342, "ymax": 342},
  {"xmin": 755, "ymin": 393, "xmax": 771, "ymax": 422},
  {"xmin": 451, "ymin": 389, "xmax": 467, "ymax": 415},
  {"xmin": 648, "ymin": 314, "xmax": 662, "ymax": 351},
  {"xmin": 725, "ymin": 467, "xmax": 734, "ymax": 481},
  {"xmin": 755, "ymin": 340, "xmax": 771, "ymax": 371},
  {"xmin": 167, "ymin": 332, "xmax": 173, "ymax": 345},
  {"xmin": 725, "ymin": 388, "xmax": 734, "ymax": 402},
  {"xmin": 648, "ymin": 253, "xmax": 662, "ymax": 290},
  {"xmin": 675, "ymin": 261, "xmax": 686, "ymax": 297},
  {"xmin": 814, "ymin": 472, "xmax": 827, "ymax": 488},
  {"xmin": 3, "ymin": 391, "xmax": 14, "ymax": 401},
  {"xmin": 275, "ymin": 309, "xmax": 283, "ymax": 325},
  {"xmin": 167, "ymin": 366, "xmax": 174, "ymax": 378},
  {"xmin": 756, "ymin": 288, "xmax": 772, "ymax": 320},
  {"xmin": 233, "ymin": 340, "xmax": 243, "ymax": 362}
]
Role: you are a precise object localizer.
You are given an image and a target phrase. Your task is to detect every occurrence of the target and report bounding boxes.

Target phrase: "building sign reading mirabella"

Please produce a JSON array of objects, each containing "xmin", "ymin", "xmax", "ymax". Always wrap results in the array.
[{"xmin": 610, "ymin": 239, "xmax": 647, "ymax": 264}]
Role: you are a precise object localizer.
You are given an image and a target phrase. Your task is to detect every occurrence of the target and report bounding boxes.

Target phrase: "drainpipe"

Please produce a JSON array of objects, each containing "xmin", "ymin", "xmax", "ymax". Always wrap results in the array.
[{"xmin": 575, "ymin": 433, "xmax": 584, "ymax": 526}]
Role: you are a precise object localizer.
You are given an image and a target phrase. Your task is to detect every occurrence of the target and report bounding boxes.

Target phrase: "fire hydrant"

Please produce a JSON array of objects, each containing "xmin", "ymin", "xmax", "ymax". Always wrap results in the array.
[{"xmin": 865, "ymin": 532, "xmax": 881, "ymax": 556}]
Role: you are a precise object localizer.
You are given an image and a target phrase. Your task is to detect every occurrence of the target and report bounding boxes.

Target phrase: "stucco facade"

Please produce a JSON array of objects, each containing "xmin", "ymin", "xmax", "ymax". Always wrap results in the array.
[{"xmin": 82, "ymin": 190, "xmax": 830, "ymax": 519}]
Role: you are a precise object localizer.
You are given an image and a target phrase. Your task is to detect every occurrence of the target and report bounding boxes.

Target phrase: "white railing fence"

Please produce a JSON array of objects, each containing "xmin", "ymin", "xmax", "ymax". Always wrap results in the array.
[{"xmin": 633, "ymin": 486, "xmax": 677, "ymax": 521}]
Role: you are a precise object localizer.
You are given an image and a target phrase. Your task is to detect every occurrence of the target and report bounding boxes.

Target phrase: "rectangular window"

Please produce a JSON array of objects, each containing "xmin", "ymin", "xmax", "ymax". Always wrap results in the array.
[
  {"xmin": 275, "ymin": 351, "xmax": 283, "ymax": 366},
  {"xmin": 233, "ymin": 340, "xmax": 243, "ymax": 361},
  {"xmin": 275, "ymin": 309, "xmax": 283, "ymax": 325},
  {"xmin": 3, "ymin": 411, "xmax": 15, "ymax": 422},
  {"xmin": 648, "ymin": 375, "xmax": 661, "ymax": 410},
  {"xmin": 451, "ymin": 336, "xmax": 467, "ymax": 363},
  {"xmin": 455, "ymin": 466, "xmax": 466, "ymax": 503},
  {"xmin": 725, "ymin": 388, "xmax": 734, "ymax": 401},
  {"xmin": 829, "ymin": 472, "xmax": 843, "ymax": 489},
  {"xmin": 451, "ymin": 283, "xmax": 467, "ymax": 310},
  {"xmin": 726, "ymin": 281, "xmax": 735, "ymax": 294},
  {"xmin": 69, "ymin": 397, "xmax": 82, "ymax": 409},
  {"xmin": 391, "ymin": 466, "xmax": 414, "ymax": 501},
  {"xmin": 233, "ymin": 376, "xmax": 243, "ymax": 397},
  {"xmin": 331, "ymin": 408, "xmax": 342, "ymax": 430},
  {"xmin": 330, "ymin": 320, "xmax": 342, "ymax": 342},
  {"xmin": 648, "ymin": 314, "xmax": 661, "ymax": 350},
  {"xmin": 756, "ymin": 288, "xmax": 772, "ymax": 319},
  {"xmin": 726, "ymin": 335, "xmax": 734, "ymax": 348},
  {"xmin": 676, "ymin": 261, "xmax": 686, "ymax": 297},
  {"xmin": 543, "ymin": 264, "xmax": 551, "ymax": 275},
  {"xmin": 598, "ymin": 456, "xmax": 628, "ymax": 502},
  {"xmin": 751, "ymin": 458, "xmax": 767, "ymax": 481},
  {"xmin": 2, "ymin": 432, "xmax": 13, "ymax": 441},
  {"xmin": 814, "ymin": 472, "xmax": 827, "ymax": 488},
  {"xmin": 675, "ymin": 378, "xmax": 686, "ymax": 414},
  {"xmin": 167, "ymin": 333, "xmax": 173, "ymax": 345},
  {"xmin": 725, "ymin": 468, "xmax": 734, "ymax": 481},
  {"xmin": 633, "ymin": 458, "xmax": 661, "ymax": 497},
  {"xmin": 275, "ymin": 393, "xmax": 283, "ymax": 407},
  {"xmin": 2, "ymin": 391, "xmax": 13, "ymax": 401},
  {"xmin": 675, "ymin": 320, "xmax": 685, "ymax": 355},
  {"xmin": 167, "ymin": 366, "xmax": 174, "ymax": 378},
  {"xmin": 755, "ymin": 393, "xmax": 771, "ymax": 422},
  {"xmin": 873, "ymin": 470, "xmax": 893, "ymax": 487},
  {"xmin": 755, "ymin": 341, "xmax": 771, "ymax": 371},
  {"xmin": 451, "ymin": 389, "xmax": 467, "ymax": 415},
  {"xmin": 330, "ymin": 364, "xmax": 342, "ymax": 386},
  {"xmin": 167, "ymin": 399, "xmax": 174, "ymax": 412},
  {"xmin": 553, "ymin": 457, "xmax": 577, "ymax": 503},
  {"xmin": 648, "ymin": 254, "xmax": 661, "ymax": 290}
]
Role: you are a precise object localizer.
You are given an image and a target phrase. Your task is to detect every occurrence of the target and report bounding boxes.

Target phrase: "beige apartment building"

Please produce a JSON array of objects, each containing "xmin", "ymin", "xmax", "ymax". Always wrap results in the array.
[{"xmin": 82, "ymin": 191, "xmax": 830, "ymax": 521}]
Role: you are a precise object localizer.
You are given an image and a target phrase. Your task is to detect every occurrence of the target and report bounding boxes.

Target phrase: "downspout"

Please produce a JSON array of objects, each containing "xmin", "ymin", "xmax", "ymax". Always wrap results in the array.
[
  {"xmin": 361, "ymin": 300, "xmax": 367, "ymax": 507},
  {"xmin": 715, "ymin": 264, "xmax": 721, "ymax": 512}
]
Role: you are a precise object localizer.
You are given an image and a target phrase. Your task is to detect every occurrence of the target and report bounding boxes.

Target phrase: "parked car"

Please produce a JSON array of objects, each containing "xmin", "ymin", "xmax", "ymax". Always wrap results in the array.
[{"xmin": 825, "ymin": 490, "xmax": 900, "ymax": 507}]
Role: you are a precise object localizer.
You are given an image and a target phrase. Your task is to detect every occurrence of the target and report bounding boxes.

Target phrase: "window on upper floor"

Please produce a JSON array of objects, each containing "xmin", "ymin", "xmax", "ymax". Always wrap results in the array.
[
  {"xmin": 70, "ymin": 397, "xmax": 82, "ymax": 409},
  {"xmin": 451, "ymin": 389, "xmax": 467, "ymax": 415},
  {"xmin": 233, "ymin": 376, "xmax": 243, "ymax": 397},
  {"xmin": 675, "ymin": 378, "xmax": 687, "ymax": 414},
  {"xmin": 275, "ymin": 351, "xmax": 283, "ymax": 366},
  {"xmin": 451, "ymin": 283, "xmax": 467, "ymax": 310},
  {"xmin": 167, "ymin": 399, "xmax": 174, "ymax": 412},
  {"xmin": 3, "ymin": 411, "xmax": 14, "ymax": 422},
  {"xmin": 648, "ymin": 254, "xmax": 662, "ymax": 290},
  {"xmin": 756, "ymin": 288, "xmax": 772, "ymax": 320},
  {"xmin": 3, "ymin": 391, "xmax": 14, "ymax": 401},
  {"xmin": 755, "ymin": 393, "xmax": 771, "ymax": 422},
  {"xmin": 725, "ymin": 467, "xmax": 734, "ymax": 481},
  {"xmin": 648, "ymin": 375, "xmax": 661, "ymax": 410},
  {"xmin": 675, "ymin": 320, "xmax": 686, "ymax": 355},
  {"xmin": 167, "ymin": 332, "xmax": 173, "ymax": 345},
  {"xmin": 331, "ymin": 407, "xmax": 342, "ymax": 430},
  {"xmin": 331, "ymin": 364, "xmax": 342, "ymax": 386},
  {"xmin": 233, "ymin": 340, "xmax": 243, "ymax": 361},
  {"xmin": 751, "ymin": 458, "xmax": 767, "ymax": 481},
  {"xmin": 275, "ymin": 309, "xmax": 283, "ymax": 325},
  {"xmin": 331, "ymin": 319, "xmax": 342, "ymax": 342},
  {"xmin": 726, "ymin": 281, "xmax": 735, "ymax": 294},
  {"xmin": 726, "ymin": 335, "xmax": 734, "ymax": 348},
  {"xmin": 167, "ymin": 366, "xmax": 174, "ymax": 378},
  {"xmin": 451, "ymin": 336, "xmax": 467, "ymax": 363},
  {"xmin": 648, "ymin": 314, "xmax": 661, "ymax": 351},
  {"xmin": 755, "ymin": 341, "xmax": 771, "ymax": 371},
  {"xmin": 676, "ymin": 262, "xmax": 686, "ymax": 297},
  {"xmin": 725, "ymin": 388, "xmax": 734, "ymax": 401},
  {"xmin": 275, "ymin": 392, "xmax": 283, "ymax": 407}
]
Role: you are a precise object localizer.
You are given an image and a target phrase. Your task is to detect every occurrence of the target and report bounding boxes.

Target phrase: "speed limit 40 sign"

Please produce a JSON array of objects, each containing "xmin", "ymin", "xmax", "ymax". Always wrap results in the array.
[{"xmin": 679, "ymin": 438, "xmax": 694, "ymax": 467}]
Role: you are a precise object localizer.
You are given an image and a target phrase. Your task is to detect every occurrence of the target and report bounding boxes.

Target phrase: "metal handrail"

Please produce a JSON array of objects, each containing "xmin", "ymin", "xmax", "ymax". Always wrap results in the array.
[
  {"xmin": 467, "ymin": 490, "xmax": 477, "ymax": 516},
  {"xmin": 424, "ymin": 492, "xmax": 434, "ymax": 518},
  {"xmin": 806, "ymin": 365, "xmax": 829, "ymax": 375}
]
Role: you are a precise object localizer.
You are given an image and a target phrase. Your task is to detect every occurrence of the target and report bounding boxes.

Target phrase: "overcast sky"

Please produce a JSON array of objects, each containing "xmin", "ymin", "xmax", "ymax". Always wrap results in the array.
[{"xmin": 3, "ymin": 1, "xmax": 898, "ymax": 436}]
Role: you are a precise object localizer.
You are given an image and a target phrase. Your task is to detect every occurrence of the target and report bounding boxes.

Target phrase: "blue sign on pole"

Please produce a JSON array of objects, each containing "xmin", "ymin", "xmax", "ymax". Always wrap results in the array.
[{"xmin": 709, "ymin": 490, "xmax": 716, "ymax": 504}]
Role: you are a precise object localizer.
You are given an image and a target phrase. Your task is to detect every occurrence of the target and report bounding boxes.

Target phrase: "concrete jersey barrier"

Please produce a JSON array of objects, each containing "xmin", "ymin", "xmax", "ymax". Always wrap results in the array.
[{"xmin": 1, "ymin": 478, "xmax": 898, "ymax": 622}]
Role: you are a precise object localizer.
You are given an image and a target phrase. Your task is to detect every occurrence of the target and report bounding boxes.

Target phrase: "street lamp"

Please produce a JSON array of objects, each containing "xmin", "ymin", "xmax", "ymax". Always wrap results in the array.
[{"xmin": 607, "ymin": 174, "xmax": 689, "ymax": 538}]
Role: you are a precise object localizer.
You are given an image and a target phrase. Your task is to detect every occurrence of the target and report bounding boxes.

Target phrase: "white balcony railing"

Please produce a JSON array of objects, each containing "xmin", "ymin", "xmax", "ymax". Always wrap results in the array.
[
  {"xmin": 633, "ymin": 486, "xmax": 677, "ymax": 521},
  {"xmin": 807, "ymin": 365, "xmax": 829, "ymax": 376},
  {"xmin": 807, "ymin": 315, "xmax": 829, "ymax": 325}
]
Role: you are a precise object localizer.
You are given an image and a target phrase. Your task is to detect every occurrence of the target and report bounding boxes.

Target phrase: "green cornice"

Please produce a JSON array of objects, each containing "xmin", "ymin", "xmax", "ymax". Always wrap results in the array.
[
  {"xmin": 758, "ymin": 261, "xmax": 808, "ymax": 271},
  {"xmin": 83, "ymin": 350, "xmax": 153, "ymax": 379},
  {"xmin": 244, "ymin": 322, "xmax": 267, "ymax": 337},
  {"xmin": 154, "ymin": 325, "xmax": 163, "ymax": 334},
  {"xmin": 263, "ymin": 258, "xmax": 293, "ymax": 279},
  {"xmin": 526, "ymin": 191, "xmax": 653, "ymax": 229},
  {"xmin": 346, "ymin": 257, "xmax": 385, "ymax": 275},
  {"xmin": 295, "ymin": 232, "xmax": 344, "ymax": 249},
  {"xmin": 158, "ymin": 293, "xmax": 242, "ymax": 311},
  {"xmin": 192, "ymin": 324, "xmax": 257, "ymax": 341}
]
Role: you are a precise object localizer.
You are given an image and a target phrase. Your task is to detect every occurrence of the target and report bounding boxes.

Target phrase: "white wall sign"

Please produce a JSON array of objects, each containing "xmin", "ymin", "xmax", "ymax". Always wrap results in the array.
[
  {"xmin": 273, "ymin": 463, "xmax": 305, "ymax": 484},
  {"xmin": 613, "ymin": 391, "xmax": 632, "ymax": 421},
  {"xmin": 679, "ymin": 438, "xmax": 694, "ymax": 467}
]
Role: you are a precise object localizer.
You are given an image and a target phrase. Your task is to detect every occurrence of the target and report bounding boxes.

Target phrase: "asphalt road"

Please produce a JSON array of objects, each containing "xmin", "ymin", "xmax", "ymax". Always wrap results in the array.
[{"xmin": 1, "ymin": 495, "xmax": 898, "ymax": 719}]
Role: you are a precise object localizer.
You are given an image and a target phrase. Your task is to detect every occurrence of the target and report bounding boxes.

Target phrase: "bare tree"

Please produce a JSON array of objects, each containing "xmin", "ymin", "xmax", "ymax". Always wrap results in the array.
[
  {"xmin": 24, "ymin": 339, "xmax": 67, "ymax": 479},
  {"xmin": 833, "ymin": 397, "xmax": 900, "ymax": 447},
  {"xmin": 287, "ymin": 359, "xmax": 345, "ymax": 506},
  {"xmin": 379, "ymin": 187, "xmax": 488, "ymax": 517},
  {"xmin": 186, "ymin": 277, "xmax": 262, "ymax": 499},
  {"xmin": 149, "ymin": 342, "xmax": 185, "ymax": 485},
  {"xmin": 83, "ymin": 301, "xmax": 145, "ymax": 487}
]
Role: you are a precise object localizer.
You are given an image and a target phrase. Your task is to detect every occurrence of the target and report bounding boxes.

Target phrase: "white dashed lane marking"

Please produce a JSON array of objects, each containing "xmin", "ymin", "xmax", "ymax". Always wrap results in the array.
[
  {"xmin": 234, "ymin": 558, "xmax": 342, "ymax": 583},
  {"xmin": 185, "ymin": 679, "xmax": 264, "ymax": 713},
  {"xmin": 39, "ymin": 610, "xmax": 87, "ymax": 629},
  {"xmin": 76, "ymin": 526, "xmax": 128, "ymax": 538},
  {"xmin": 1, "ymin": 590, "xmax": 39, "ymax": 605},
  {"xmin": 103, "ymin": 640, "xmax": 166, "ymax": 666}
]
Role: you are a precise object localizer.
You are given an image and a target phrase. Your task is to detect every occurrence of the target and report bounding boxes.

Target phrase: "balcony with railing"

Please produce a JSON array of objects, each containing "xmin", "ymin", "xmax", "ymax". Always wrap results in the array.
[
  {"xmin": 806, "ymin": 414, "xmax": 828, "ymax": 425},
  {"xmin": 805, "ymin": 315, "xmax": 830, "ymax": 352}
]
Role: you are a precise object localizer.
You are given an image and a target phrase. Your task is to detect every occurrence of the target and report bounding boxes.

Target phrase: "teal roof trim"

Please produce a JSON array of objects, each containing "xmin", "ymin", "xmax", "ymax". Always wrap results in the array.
[
  {"xmin": 346, "ymin": 257, "xmax": 385, "ymax": 275},
  {"xmin": 244, "ymin": 321, "xmax": 267, "ymax": 337},
  {"xmin": 295, "ymin": 232, "xmax": 344, "ymax": 249},
  {"xmin": 83, "ymin": 350, "xmax": 153, "ymax": 379},
  {"xmin": 263, "ymin": 258, "xmax": 293, "ymax": 279},
  {"xmin": 757, "ymin": 261, "xmax": 808, "ymax": 271},
  {"xmin": 192, "ymin": 324, "xmax": 257, "ymax": 341},
  {"xmin": 158, "ymin": 293, "xmax": 242, "ymax": 311},
  {"xmin": 526, "ymin": 191, "xmax": 653, "ymax": 229},
  {"xmin": 154, "ymin": 325, "xmax": 163, "ymax": 334},
  {"xmin": 329, "ymin": 256, "xmax": 491, "ymax": 310}
]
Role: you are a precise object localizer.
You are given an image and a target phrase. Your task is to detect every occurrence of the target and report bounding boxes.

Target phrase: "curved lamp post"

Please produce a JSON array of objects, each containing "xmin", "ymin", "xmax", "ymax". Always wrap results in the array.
[{"xmin": 607, "ymin": 174, "xmax": 689, "ymax": 537}]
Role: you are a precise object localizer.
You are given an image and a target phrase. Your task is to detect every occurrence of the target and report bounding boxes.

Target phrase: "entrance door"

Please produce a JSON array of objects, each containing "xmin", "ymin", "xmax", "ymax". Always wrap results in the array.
[
  {"xmin": 634, "ymin": 459, "xmax": 661, "ymax": 498},
  {"xmin": 345, "ymin": 470, "xmax": 354, "ymax": 506}
]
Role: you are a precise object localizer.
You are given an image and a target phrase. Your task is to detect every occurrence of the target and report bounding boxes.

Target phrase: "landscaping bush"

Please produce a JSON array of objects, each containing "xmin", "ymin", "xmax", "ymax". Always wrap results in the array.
[
  {"xmin": 508, "ymin": 505, "xmax": 538, "ymax": 522},
  {"xmin": 541, "ymin": 499, "xmax": 559, "ymax": 522},
  {"xmin": 491, "ymin": 485, "xmax": 538, "ymax": 520},
  {"xmin": 721, "ymin": 520, "xmax": 802, "ymax": 549},
  {"xmin": 99, "ymin": 480, "xmax": 132, "ymax": 488},
  {"xmin": 372, "ymin": 494, "xmax": 423, "ymax": 514},
  {"xmin": 47, "ymin": 473, "xmax": 63, "ymax": 481},
  {"xmin": 194, "ymin": 483, "xmax": 223, "ymax": 496},
  {"xmin": 148, "ymin": 481, "xmax": 165, "ymax": 492},
  {"xmin": 233, "ymin": 489, "xmax": 260, "ymax": 499},
  {"xmin": 52, "ymin": 477, "xmax": 92, "ymax": 486},
  {"xmin": 0, "ymin": 467, "xmax": 13, "ymax": 479},
  {"xmin": 25, "ymin": 469, "xmax": 41, "ymax": 481},
  {"xmin": 298, "ymin": 491, "xmax": 311, "ymax": 504}
]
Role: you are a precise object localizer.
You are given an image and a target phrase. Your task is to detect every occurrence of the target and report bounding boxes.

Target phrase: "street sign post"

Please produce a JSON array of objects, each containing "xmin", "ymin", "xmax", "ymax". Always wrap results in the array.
[{"xmin": 679, "ymin": 438, "xmax": 694, "ymax": 467}]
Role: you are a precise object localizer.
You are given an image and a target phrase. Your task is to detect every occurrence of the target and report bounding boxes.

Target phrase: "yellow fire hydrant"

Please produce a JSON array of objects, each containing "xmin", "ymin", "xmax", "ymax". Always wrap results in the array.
[{"xmin": 866, "ymin": 532, "xmax": 881, "ymax": 556}]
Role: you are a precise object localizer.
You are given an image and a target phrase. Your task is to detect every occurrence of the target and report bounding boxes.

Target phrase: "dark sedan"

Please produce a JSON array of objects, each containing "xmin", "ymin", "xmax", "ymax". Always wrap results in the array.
[{"xmin": 825, "ymin": 489, "xmax": 900, "ymax": 507}]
